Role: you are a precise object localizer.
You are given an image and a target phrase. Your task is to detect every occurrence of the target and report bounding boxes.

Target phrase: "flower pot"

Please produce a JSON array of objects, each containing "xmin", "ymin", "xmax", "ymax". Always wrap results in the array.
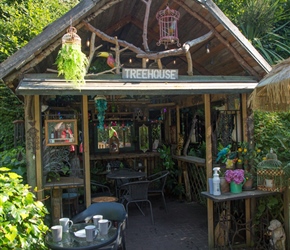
[
  {"xmin": 230, "ymin": 181, "xmax": 244, "ymax": 193},
  {"xmin": 243, "ymin": 179, "xmax": 253, "ymax": 190},
  {"xmin": 220, "ymin": 177, "xmax": 229, "ymax": 193}
]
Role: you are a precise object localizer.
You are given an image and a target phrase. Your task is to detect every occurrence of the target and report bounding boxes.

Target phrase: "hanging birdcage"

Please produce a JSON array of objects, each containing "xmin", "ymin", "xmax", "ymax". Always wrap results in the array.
[
  {"xmin": 61, "ymin": 26, "xmax": 81, "ymax": 46},
  {"xmin": 156, "ymin": 5, "xmax": 181, "ymax": 49},
  {"xmin": 257, "ymin": 149, "xmax": 285, "ymax": 192}
]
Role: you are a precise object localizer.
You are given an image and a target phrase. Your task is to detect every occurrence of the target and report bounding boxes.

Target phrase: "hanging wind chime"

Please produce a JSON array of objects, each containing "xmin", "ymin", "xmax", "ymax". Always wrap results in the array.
[
  {"xmin": 55, "ymin": 26, "xmax": 88, "ymax": 89},
  {"xmin": 94, "ymin": 95, "xmax": 107, "ymax": 130},
  {"xmin": 156, "ymin": 5, "xmax": 181, "ymax": 49}
]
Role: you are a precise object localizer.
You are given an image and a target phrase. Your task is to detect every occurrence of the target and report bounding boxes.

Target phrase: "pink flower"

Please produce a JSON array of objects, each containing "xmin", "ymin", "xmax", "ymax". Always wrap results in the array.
[{"xmin": 225, "ymin": 169, "xmax": 244, "ymax": 184}]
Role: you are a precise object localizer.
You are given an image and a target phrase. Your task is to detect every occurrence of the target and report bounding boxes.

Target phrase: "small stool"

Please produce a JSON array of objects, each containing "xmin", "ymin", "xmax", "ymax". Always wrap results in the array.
[{"xmin": 91, "ymin": 196, "xmax": 118, "ymax": 203}]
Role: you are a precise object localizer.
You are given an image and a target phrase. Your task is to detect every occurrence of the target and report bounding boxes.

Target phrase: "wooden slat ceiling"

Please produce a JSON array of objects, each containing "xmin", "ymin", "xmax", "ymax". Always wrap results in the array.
[{"xmin": 0, "ymin": 0, "xmax": 271, "ymax": 93}]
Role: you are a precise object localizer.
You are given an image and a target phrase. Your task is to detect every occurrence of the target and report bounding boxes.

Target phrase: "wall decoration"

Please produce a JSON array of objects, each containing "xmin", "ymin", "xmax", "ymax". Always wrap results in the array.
[{"xmin": 45, "ymin": 119, "xmax": 78, "ymax": 146}]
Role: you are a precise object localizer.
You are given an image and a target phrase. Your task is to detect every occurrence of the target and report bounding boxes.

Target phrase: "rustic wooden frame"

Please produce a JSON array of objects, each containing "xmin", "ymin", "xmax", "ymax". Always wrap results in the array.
[{"xmin": 45, "ymin": 119, "xmax": 78, "ymax": 146}]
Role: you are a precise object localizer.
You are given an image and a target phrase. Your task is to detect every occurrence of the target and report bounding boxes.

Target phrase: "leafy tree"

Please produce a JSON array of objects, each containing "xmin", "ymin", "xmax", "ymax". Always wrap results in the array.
[
  {"xmin": 254, "ymin": 111, "xmax": 290, "ymax": 163},
  {"xmin": 0, "ymin": 0, "xmax": 79, "ymax": 151},
  {"xmin": 216, "ymin": 0, "xmax": 290, "ymax": 64},
  {"xmin": 0, "ymin": 0, "xmax": 79, "ymax": 63}
]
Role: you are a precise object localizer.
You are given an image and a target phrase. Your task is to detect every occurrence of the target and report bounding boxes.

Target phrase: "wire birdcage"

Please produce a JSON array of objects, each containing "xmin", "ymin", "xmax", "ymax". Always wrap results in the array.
[
  {"xmin": 257, "ymin": 149, "xmax": 285, "ymax": 192},
  {"xmin": 62, "ymin": 26, "xmax": 81, "ymax": 46},
  {"xmin": 156, "ymin": 5, "xmax": 181, "ymax": 49}
]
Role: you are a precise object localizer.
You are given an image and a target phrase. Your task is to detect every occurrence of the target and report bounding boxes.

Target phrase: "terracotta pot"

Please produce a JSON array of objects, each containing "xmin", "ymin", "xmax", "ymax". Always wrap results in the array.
[
  {"xmin": 220, "ymin": 177, "xmax": 229, "ymax": 193},
  {"xmin": 243, "ymin": 179, "xmax": 253, "ymax": 190}
]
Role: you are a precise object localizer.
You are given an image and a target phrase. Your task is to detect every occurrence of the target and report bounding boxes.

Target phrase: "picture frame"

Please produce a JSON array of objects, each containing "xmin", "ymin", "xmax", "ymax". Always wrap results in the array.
[{"xmin": 45, "ymin": 119, "xmax": 78, "ymax": 146}]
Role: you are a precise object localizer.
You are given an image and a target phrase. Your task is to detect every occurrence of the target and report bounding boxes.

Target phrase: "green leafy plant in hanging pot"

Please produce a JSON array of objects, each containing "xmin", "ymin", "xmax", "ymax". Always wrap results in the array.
[{"xmin": 55, "ymin": 27, "xmax": 88, "ymax": 89}]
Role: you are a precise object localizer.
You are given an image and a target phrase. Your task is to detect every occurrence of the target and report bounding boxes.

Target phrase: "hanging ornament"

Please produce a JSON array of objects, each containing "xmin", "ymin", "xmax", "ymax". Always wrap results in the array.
[
  {"xmin": 94, "ymin": 95, "xmax": 107, "ymax": 130},
  {"xmin": 55, "ymin": 26, "xmax": 88, "ymax": 89},
  {"xmin": 156, "ymin": 5, "xmax": 181, "ymax": 49}
]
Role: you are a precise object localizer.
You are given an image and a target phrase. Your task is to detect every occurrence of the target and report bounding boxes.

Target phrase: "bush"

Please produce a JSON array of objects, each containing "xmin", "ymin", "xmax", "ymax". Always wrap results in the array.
[{"xmin": 0, "ymin": 167, "xmax": 49, "ymax": 249}]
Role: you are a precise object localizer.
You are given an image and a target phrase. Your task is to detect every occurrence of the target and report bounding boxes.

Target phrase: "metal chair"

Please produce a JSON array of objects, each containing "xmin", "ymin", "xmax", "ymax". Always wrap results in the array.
[
  {"xmin": 72, "ymin": 202, "xmax": 127, "ymax": 250},
  {"xmin": 119, "ymin": 180, "xmax": 154, "ymax": 224},
  {"xmin": 91, "ymin": 181, "xmax": 112, "ymax": 198},
  {"xmin": 147, "ymin": 170, "xmax": 169, "ymax": 212}
]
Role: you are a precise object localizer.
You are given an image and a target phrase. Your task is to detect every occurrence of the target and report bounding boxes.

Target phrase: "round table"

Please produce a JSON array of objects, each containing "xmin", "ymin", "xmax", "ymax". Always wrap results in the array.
[
  {"xmin": 106, "ymin": 169, "xmax": 146, "ymax": 197},
  {"xmin": 91, "ymin": 196, "xmax": 118, "ymax": 203},
  {"xmin": 45, "ymin": 223, "xmax": 117, "ymax": 250}
]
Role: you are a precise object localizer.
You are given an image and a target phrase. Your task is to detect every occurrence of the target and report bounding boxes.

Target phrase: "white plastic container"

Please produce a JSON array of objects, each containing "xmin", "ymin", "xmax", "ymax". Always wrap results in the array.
[{"xmin": 212, "ymin": 167, "xmax": 221, "ymax": 196}]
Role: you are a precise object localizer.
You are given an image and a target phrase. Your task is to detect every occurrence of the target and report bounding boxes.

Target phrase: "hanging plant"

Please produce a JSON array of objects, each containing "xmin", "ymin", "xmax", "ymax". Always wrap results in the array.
[{"xmin": 55, "ymin": 27, "xmax": 88, "ymax": 89}]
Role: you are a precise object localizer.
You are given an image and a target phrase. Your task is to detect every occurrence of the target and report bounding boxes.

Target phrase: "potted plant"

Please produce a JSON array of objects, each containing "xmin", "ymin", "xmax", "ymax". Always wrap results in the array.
[
  {"xmin": 225, "ymin": 169, "xmax": 245, "ymax": 193},
  {"xmin": 243, "ymin": 170, "xmax": 254, "ymax": 190}
]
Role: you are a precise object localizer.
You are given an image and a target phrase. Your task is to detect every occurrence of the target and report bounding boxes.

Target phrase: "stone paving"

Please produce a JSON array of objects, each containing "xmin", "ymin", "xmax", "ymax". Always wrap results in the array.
[{"xmin": 125, "ymin": 197, "xmax": 209, "ymax": 250}]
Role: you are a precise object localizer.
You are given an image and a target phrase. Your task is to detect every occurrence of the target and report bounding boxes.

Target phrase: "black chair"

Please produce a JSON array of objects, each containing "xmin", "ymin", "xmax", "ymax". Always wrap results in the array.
[
  {"xmin": 72, "ymin": 202, "xmax": 127, "ymax": 250},
  {"xmin": 91, "ymin": 181, "xmax": 112, "ymax": 198},
  {"xmin": 119, "ymin": 180, "xmax": 154, "ymax": 224},
  {"xmin": 147, "ymin": 170, "xmax": 169, "ymax": 212}
]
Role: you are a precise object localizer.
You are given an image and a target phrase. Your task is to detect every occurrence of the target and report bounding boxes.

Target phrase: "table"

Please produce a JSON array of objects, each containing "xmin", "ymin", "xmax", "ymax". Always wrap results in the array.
[
  {"xmin": 44, "ymin": 177, "xmax": 84, "ymax": 225},
  {"xmin": 106, "ymin": 169, "xmax": 146, "ymax": 196},
  {"xmin": 91, "ymin": 196, "xmax": 118, "ymax": 203},
  {"xmin": 45, "ymin": 223, "xmax": 117, "ymax": 250},
  {"xmin": 201, "ymin": 190, "xmax": 279, "ymax": 248}
]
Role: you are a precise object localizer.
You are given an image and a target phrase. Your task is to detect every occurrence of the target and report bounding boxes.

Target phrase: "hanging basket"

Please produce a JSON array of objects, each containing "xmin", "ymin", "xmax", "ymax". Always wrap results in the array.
[{"xmin": 55, "ymin": 26, "xmax": 88, "ymax": 89}]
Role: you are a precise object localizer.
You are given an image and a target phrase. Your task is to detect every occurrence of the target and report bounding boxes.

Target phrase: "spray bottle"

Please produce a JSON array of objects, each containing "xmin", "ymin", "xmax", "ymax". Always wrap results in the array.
[{"xmin": 213, "ymin": 167, "xmax": 221, "ymax": 196}]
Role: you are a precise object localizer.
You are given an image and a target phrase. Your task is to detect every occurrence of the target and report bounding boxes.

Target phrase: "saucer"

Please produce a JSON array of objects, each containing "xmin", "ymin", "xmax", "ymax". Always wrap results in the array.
[
  {"xmin": 74, "ymin": 229, "xmax": 86, "ymax": 238},
  {"xmin": 74, "ymin": 229, "xmax": 98, "ymax": 238}
]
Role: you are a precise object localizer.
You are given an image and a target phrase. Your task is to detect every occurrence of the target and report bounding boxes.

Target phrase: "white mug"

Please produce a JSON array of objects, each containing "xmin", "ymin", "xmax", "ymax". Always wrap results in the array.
[
  {"xmin": 98, "ymin": 219, "xmax": 112, "ymax": 236},
  {"xmin": 93, "ymin": 215, "xmax": 103, "ymax": 228},
  {"xmin": 59, "ymin": 217, "xmax": 73, "ymax": 232},
  {"xmin": 51, "ymin": 225, "xmax": 63, "ymax": 242},
  {"xmin": 85, "ymin": 225, "xmax": 96, "ymax": 242}
]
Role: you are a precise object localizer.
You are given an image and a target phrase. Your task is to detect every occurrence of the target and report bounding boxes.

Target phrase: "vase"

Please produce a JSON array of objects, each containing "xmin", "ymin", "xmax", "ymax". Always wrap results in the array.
[
  {"xmin": 230, "ymin": 181, "xmax": 243, "ymax": 193},
  {"xmin": 243, "ymin": 179, "xmax": 253, "ymax": 190},
  {"xmin": 220, "ymin": 177, "xmax": 230, "ymax": 193}
]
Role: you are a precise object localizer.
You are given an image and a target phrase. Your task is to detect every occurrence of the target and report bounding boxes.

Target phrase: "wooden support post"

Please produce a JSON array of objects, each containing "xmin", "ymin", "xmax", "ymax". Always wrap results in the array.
[
  {"xmin": 241, "ymin": 93, "xmax": 248, "ymax": 142},
  {"xmin": 51, "ymin": 189, "xmax": 62, "ymax": 225},
  {"xmin": 182, "ymin": 162, "xmax": 192, "ymax": 201},
  {"xmin": 34, "ymin": 95, "xmax": 43, "ymax": 201},
  {"xmin": 82, "ymin": 96, "xmax": 91, "ymax": 207},
  {"xmin": 204, "ymin": 94, "xmax": 214, "ymax": 248},
  {"xmin": 25, "ymin": 96, "xmax": 37, "ymax": 189},
  {"xmin": 284, "ymin": 185, "xmax": 290, "ymax": 250}
]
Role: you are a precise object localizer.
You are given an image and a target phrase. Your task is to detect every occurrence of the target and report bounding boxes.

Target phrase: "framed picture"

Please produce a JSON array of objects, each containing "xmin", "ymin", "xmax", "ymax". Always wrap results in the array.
[{"xmin": 45, "ymin": 119, "xmax": 78, "ymax": 146}]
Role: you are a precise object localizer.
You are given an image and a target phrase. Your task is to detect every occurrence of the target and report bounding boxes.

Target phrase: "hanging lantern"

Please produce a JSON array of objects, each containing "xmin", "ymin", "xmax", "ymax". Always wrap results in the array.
[
  {"xmin": 94, "ymin": 95, "xmax": 107, "ymax": 130},
  {"xmin": 55, "ymin": 27, "xmax": 88, "ymax": 89},
  {"xmin": 156, "ymin": 5, "xmax": 181, "ymax": 49}
]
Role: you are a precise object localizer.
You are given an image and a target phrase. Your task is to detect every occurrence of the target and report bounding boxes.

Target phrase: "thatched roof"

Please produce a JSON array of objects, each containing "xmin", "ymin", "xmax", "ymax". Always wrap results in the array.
[{"xmin": 249, "ymin": 57, "xmax": 290, "ymax": 112}]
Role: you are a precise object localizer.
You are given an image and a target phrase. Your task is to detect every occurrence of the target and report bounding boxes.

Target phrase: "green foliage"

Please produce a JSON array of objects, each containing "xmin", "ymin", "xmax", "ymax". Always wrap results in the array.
[
  {"xmin": 0, "ymin": 82, "xmax": 24, "ymax": 151},
  {"xmin": 188, "ymin": 141, "xmax": 206, "ymax": 158},
  {"xmin": 216, "ymin": 0, "xmax": 290, "ymax": 64},
  {"xmin": 254, "ymin": 111, "xmax": 290, "ymax": 164},
  {"xmin": 55, "ymin": 43, "xmax": 89, "ymax": 89},
  {"xmin": 0, "ymin": 168, "xmax": 49, "ymax": 249},
  {"xmin": 0, "ymin": 147, "xmax": 27, "ymax": 182},
  {"xmin": 254, "ymin": 195, "xmax": 282, "ymax": 225},
  {"xmin": 158, "ymin": 144, "xmax": 185, "ymax": 197},
  {"xmin": 0, "ymin": 0, "xmax": 80, "ymax": 63}
]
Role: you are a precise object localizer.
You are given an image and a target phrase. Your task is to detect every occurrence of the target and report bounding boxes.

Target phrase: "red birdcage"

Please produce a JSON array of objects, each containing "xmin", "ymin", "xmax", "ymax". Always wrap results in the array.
[{"xmin": 156, "ymin": 5, "xmax": 181, "ymax": 49}]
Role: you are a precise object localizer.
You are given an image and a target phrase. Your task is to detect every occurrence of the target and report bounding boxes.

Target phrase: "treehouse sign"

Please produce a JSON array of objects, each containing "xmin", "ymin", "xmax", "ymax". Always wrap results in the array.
[{"xmin": 122, "ymin": 68, "xmax": 178, "ymax": 80}]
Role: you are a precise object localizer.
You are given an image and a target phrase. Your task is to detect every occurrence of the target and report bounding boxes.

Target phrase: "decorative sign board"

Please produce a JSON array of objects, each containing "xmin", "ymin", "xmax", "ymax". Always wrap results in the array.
[{"xmin": 122, "ymin": 68, "xmax": 178, "ymax": 80}]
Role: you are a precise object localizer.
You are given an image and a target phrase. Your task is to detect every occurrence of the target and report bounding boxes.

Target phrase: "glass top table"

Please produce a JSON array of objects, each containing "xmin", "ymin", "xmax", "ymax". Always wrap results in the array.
[{"xmin": 45, "ymin": 223, "xmax": 117, "ymax": 250}]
